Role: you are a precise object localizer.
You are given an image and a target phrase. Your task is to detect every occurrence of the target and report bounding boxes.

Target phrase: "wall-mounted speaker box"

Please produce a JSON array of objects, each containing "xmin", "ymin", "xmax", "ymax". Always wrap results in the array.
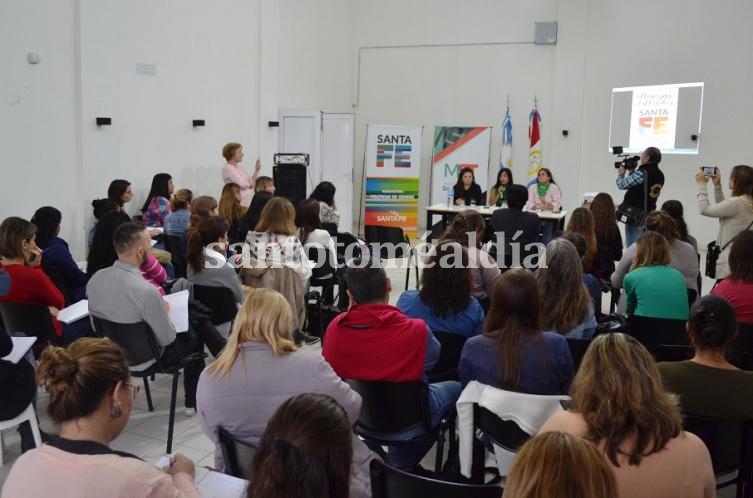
[
  {"xmin": 192, "ymin": 119, "xmax": 205, "ymax": 127},
  {"xmin": 268, "ymin": 121, "xmax": 279, "ymax": 128},
  {"xmin": 273, "ymin": 164, "xmax": 307, "ymax": 205},
  {"xmin": 96, "ymin": 117, "xmax": 112, "ymax": 126}
]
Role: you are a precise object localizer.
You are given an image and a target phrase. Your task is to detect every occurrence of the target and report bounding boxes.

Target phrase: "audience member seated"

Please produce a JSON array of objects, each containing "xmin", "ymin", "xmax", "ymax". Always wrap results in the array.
[
  {"xmin": 0, "ymin": 269, "xmax": 38, "ymax": 453},
  {"xmin": 0, "ymin": 216, "xmax": 65, "ymax": 340},
  {"xmin": 452, "ymin": 167, "xmax": 484, "ymax": 206},
  {"xmin": 502, "ymin": 431, "xmax": 617, "ymax": 498},
  {"xmin": 590, "ymin": 192, "xmax": 623, "ymax": 280},
  {"xmin": 488, "ymin": 167, "xmax": 513, "ymax": 207},
  {"xmin": 396, "ymin": 241, "xmax": 484, "ymax": 338},
  {"xmin": 565, "ymin": 207, "xmax": 598, "ymax": 277},
  {"xmin": 188, "ymin": 195, "xmax": 219, "ymax": 228},
  {"xmin": 87, "ymin": 222, "xmax": 208, "ymax": 414},
  {"xmin": 310, "ymin": 181, "xmax": 340, "ymax": 228},
  {"xmin": 711, "ymin": 230, "xmax": 753, "ymax": 326},
  {"xmin": 87, "ymin": 196, "xmax": 133, "ymax": 276},
  {"xmin": 254, "ymin": 175, "xmax": 275, "ymax": 194},
  {"xmin": 459, "ymin": 269, "xmax": 573, "ymax": 394},
  {"xmin": 539, "ymin": 333, "xmax": 715, "ymax": 498},
  {"xmin": 490, "ymin": 184, "xmax": 542, "ymax": 269},
  {"xmin": 624, "ymin": 231, "xmax": 689, "ymax": 320},
  {"xmin": 87, "ymin": 178, "xmax": 131, "ymax": 248},
  {"xmin": 218, "ymin": 183, "xmax": 246, "ymax": 245},
  {"xmin": 245, "ymin": 197, "xmax": 312, "ymax": 285},
  {"xmin": 247, "ymin": 393, "xmax": 353, "ymax": 498},
  {"xmin": 164, "ymin": 188, "xmax": 193, "ymax": 241},
  {"xmin": 197, "ymin": 289, "xmax": 373, "ymax": 498},
  {"xmin": 658, "ymin": 295, "xmax": 753, "ymax": 419},
  {"xmin": 2, "ymin": 338, "xmax": 201, "ymax": 498},
  {"xmin": 322, "ymin": 259, "xmax": 461, "ymax": 472},
  {"xmin": 440, "ymin": 210, "xmax": 501, "ymax": 308},
  {"xmin": 611, "ymin": 211, "xmax": 698, "ymax": 296},
  {"xmin": 237, "ymin": 191, "xmax": 272, "ymax": 242},
  {"xmin": 31, "ymin": 206, "xmax": 88, "ymax": 303},
  {"xmin": 560, "ymin": 232, "xmax": 602, "ymax": 315},
  {"xmin": 537, "ymin": 238, "xmax": 597, "ymax": 339},
  {"xmin": 185, "ymin": 216, "xmax": 243, "ymax": 306},
  {"xmin": 141, "ymin": 173, "xmax": 174, "ymax": 228},
  {"xmin": 662, "ymin": 200, "xmax": 698, "ymax": 252}
]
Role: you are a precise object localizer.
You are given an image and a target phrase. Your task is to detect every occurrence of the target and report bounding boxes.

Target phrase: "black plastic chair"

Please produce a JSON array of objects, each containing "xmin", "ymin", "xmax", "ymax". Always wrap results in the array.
[
  {"xmin": 345, "ymin": 379, "xmax": 452, "ymax": 475},
  {"xmin": 164, "ymin": 235, "xmax": 187, "ymax": 278},
  {"xmin": 683, "ymin": 415, "xmax": 753, "ymax": 496},
  {"xmin": 729, "ymin": 323, "xmax": 753, "ymax": 355},
  {"xmin": 470, "ymin": 405, "xmax": 531, "ymax": 483},
  {"xmin": 321, "ymin": 222, "xmax": 338, "ymax": 237},
  {"xmin": 42, "ymin": 263, "xmax": 73, "ymax": 307},
  {"xmin": 363, "ymin": 225, "xmax": 418, "ymax": 291},
  {"xmin": 192, "ymin": 285, "xmax": 238, "ymax": 326},
  {"xmin": 0, "ymin": 302, "xmax": 59, "ymax": 357},
  {"xmin": 217, "ymin": 427, "xmax": 256, "ymax": 480},
  {"xmin": 370, "ymin": 459, "xmax": 501, "ymax": 498},
  {"xmin": 654, "ymin": 345, "xmax": 753, "ymax": 371},
  {"xmin": 307, "ymin": 246, "xmax": 340, "ymax": 304},
  {"xmin": 427, "ymin": 332, "xmax": 467, "ymax": 383},
  {"xmin": 626, "ymin": 315, "xmax": 688, "ymax": 354},
  {"xmin": 91, "ymin": 316, "xmax": 206, "ymax": 454},
  {"xmin": 566, "ymin": 338, "xmax": 591, "ymax": 372}
]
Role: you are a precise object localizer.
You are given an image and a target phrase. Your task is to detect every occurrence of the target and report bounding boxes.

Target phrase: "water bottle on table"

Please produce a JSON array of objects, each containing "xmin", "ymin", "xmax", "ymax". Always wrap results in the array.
[{"xmin": 447, "ymin": 189, "xmax": 454, "ymax": 207}]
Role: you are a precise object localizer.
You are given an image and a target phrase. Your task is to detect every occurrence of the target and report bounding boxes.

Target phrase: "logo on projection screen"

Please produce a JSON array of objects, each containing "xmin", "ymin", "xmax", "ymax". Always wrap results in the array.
[{"xmin": 628, "ymin": 85, "xmax": 678, "ymax": 151}]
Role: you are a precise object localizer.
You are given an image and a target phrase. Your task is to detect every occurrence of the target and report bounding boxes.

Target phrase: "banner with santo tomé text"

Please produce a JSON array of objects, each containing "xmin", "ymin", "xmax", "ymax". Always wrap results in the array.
[{"xmin": 363, "ymin": 125, "xmax": 423, "ymax": 238}]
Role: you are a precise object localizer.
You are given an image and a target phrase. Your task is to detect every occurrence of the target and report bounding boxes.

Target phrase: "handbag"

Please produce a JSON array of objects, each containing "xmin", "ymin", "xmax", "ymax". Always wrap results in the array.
[
  {"xmin": 616, "ymin": 204, "xmax": 646, "ymax": 227},
  {"xmin": 705, "ymin": 218, "xmax": 753, "ymax": 279}
]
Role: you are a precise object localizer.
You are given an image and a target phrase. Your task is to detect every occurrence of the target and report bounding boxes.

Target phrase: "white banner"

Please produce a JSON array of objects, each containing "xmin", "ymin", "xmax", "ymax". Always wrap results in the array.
[
  {"xmin": 629, "ymin": 85, "xmax": 679, "ymax": 151},
  {"xmin": 430, "ymin": 127, "xmax": 492, "ymax": 205}
]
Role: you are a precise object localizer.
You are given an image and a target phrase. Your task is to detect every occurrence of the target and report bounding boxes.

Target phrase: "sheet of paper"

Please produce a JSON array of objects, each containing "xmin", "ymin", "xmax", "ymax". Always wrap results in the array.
[
  {"xmin": 57, "ymin": 299, "xmax": 90, "ymax": 324},
  {"xmin": 2, "ymin": 336, "xmax": 37, "ymax": 364},
  {"xmin": 195, "ymin": 467, "xmax": 248, "ymax": 498},
  {"xmin": 163, "ymin": 290, "xmax": 189, "ymax": 333}
]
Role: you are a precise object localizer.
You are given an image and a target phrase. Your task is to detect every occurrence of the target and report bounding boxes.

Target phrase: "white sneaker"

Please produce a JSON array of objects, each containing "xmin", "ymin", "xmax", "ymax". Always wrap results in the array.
[{"xmin": 183, "ymin": 407, "xmax": 196, "ymax": 417}]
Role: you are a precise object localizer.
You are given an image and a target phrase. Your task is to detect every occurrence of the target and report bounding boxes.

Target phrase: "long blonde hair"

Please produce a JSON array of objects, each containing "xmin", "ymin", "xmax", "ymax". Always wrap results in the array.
[
  {"xmin": 503, "ymin": 431, "xmax": 617, "ymax": 498},
  {"xmin": 569, "ymin": 333, "xmax": 682, "ymax": 466},
  {"xmin": 207, "ymin": 289, "xmax": 297, "ymax": 378}
]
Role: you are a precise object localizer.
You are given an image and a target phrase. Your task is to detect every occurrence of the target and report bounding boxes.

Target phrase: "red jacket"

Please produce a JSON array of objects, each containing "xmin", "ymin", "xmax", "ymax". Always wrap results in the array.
[
  {"xmin": 0, "ymin": 264, "xmax": 64, "ymax": 337},
  {"xmin": 323, "ymin": 303, "xmax": 428, "ymax": 381}
]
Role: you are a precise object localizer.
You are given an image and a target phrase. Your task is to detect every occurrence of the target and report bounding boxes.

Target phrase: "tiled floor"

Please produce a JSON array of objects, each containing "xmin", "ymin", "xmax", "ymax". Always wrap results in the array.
[{"xmin": 0, "ymin": 261, "xmax": 734, "ymax": 497}]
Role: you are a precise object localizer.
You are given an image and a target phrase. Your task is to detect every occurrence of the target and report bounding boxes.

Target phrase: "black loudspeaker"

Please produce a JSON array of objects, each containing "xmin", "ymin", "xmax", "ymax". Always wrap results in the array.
[{"xmin": 273, "ymin": 165, "xmax": 307, "ymax": 205}]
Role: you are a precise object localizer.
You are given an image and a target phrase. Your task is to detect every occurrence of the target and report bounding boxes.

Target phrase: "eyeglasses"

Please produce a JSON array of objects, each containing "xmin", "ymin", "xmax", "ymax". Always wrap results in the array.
[{"xmin": 126, "ymin": 383, "xmax": 141, "ymax": 400}]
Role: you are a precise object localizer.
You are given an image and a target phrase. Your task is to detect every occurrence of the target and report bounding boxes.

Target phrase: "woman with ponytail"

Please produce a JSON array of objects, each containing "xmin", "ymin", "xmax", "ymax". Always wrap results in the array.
[
  {"xmin": 658, "ymin": 295, "xmax": 753, "ymax": 420},
  {"xmin": 248, "ymin": 393, "xmax": 353, "ymax": 498},
  {"xmin": 185, "ymin": 215, "xmax": 243, "ymax": 305},
  {"xmin": 3, "ymin": 338, "xmax": 201, "ymax": 498}
]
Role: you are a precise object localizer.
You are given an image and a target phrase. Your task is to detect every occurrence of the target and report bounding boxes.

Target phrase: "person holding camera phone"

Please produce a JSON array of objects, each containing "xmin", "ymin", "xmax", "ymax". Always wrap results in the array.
[
  {"xmin": 696, "ymin": 164, "xmax": 753, "ymax": 280},
  {"xmin": 616, "ymin": 147, "xmax": 664, "ymax": 247}
]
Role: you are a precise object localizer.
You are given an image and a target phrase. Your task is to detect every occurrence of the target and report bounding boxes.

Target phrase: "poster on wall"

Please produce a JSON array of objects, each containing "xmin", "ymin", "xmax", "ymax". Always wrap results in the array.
[
  {"xmin": 430, "ymin": 126, "xmax": 492, "ymax": 205},
  {"xmin": 363, "ymin": 125, "xmax": 423, "ymax": 238},
  {"xmin": 628, "ymin": 84, "xmax": 679, "ymax": 152}
]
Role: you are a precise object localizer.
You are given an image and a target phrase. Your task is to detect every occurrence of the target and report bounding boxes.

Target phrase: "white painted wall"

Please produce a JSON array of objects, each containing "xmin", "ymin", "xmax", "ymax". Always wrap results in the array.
[{"xmin": 2, "ymin": 0, "xmax": 752, "ymax": 260}]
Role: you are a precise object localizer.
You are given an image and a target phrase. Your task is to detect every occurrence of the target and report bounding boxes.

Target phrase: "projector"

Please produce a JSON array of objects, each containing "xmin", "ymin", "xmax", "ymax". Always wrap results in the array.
[{"xmin": 274, "ymin": 153, "xmax": 309, "ymax": 166}]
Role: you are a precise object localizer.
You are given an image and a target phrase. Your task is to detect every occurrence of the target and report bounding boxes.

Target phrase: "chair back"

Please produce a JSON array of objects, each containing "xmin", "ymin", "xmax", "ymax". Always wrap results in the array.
[
  {"xmin": 729, "ymin": 323, "xmax": 753, "ymax": 355},
  {"xmin": 626, "ymin": 315, "xmax": 688, "ymax": 354},
  {"xmin": 321, "ymin": 222, "xmax": 338, "ymax": 236},
  {"xmin": 683, "ymin": 414, "xmax": 744, "ymax": 486},
  {"xmin": 427, "ymin": 331, "xmax": 467, "ymax": 383},
  {"xmin": 307, "ymin": 245, "xmax": 335, "ymax": 282},
  {"xmin": 726, "ymin": 349, "xmax": 753, "ymax": 371},
  {"xmin": 192, "ymin": 285, "xmax": 238, "ymax": 326},
  {"xmin": 369, "ymin": 459, "xmax": 501, "ymax": 498},
  {"xmin": 91, "ymin": 316, "xmax": 160, "ymax": 367},
  {"xmin": 474, "ymin": 405, "xmax": 531, "ymax": 453},
  {"xmin": 346, "ymin": 379, "xmax": 431, "ymax": 434},
  {"xmin": 565, "ymin": 338, "xmax": 591, "ymax": 372},
  {"xmin": 164, "ymin": 235, "xmax": 187, "ymax": 278},
  {"xmin": 364, "ymin": 225, "xmax": 409, "ymax": 259},
  {"xmin": 0, "ymin": 302, "xmax": 59, "ymax": 354},
  {"xmin": 217, "ymin": 427, "xmax": 256, "ymax": 480},
  {"xmin": 42, "ymin": 263, "xmax": 73, "ymax": 306},
  {"xmin": 653, "ymin": 344, "xmax": 694, "ymax": 362}
]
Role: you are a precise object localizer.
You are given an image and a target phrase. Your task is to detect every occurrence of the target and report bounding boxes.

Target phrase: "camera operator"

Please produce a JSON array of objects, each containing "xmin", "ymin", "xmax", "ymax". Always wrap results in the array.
[{"xmin": 616, "ymin": 146, "xmax": 665, "ymax": 246}]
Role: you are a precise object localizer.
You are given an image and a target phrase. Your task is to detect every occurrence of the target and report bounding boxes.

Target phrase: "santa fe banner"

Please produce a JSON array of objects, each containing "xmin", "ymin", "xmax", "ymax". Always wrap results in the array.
[
  {"xmin": 628, "ymin": 84, "xmax": 679, "ymax": 152},
  {"xmin": 431, "ymin": 127, "xmax": 492, "ymax": 205},
  {"xmin": 363, "ymin": 125, "xmax": 423, "ymax": 238}
]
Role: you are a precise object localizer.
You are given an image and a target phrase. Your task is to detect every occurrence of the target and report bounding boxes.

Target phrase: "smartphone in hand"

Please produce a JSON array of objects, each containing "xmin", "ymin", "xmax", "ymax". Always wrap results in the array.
[{"xmin": 702, "ymin": 166, "xmax": 718, "ymax": 177}]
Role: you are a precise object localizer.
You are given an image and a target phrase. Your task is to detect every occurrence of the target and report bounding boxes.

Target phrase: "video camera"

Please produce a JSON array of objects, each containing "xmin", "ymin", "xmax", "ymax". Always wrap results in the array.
[{"xmin": 611, "ymin": 146, "xmax": 640, "ymax": 169}]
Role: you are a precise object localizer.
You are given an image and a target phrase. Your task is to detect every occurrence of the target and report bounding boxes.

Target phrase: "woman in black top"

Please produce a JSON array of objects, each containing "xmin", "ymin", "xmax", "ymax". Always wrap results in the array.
[
  {"xmin": 589, "ymin": 192, "xmax": 623, "ymax": 280},
  {"xmin": 452, "ymin": 167, "xmax": 484, "ymax": 207}
]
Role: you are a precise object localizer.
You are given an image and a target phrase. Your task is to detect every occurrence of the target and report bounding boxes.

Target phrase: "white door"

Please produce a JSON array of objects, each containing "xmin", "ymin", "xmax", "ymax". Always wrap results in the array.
[
  {"xmin": 322, "ymin": 113, "xmax": 355, "ymax": 233},
  {"xmin": 278, "ymin": 110, "xmax": 322, "ymax": 194}
]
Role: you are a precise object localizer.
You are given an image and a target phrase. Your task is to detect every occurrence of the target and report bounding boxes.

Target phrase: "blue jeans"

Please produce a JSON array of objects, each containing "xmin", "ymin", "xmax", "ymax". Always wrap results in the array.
[
  {"xmin": 624, "ymin": 224, "xmax": 645, "ymax": 247},
  {"xmin": 384, "ymin": 381, "xmax": 462, "ymax": 471}
]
